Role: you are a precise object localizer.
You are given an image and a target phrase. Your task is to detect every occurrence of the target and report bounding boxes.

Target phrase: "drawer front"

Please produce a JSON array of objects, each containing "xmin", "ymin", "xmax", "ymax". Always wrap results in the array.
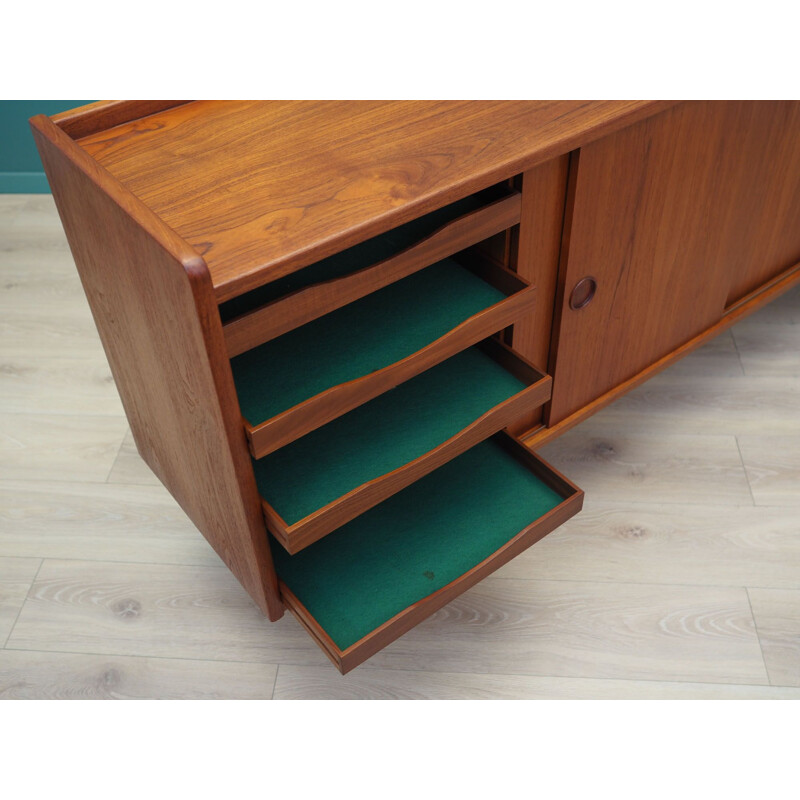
[
  {"xmin": 273, "ymin": 432, "xmax": 583, "ymax": 673},
  {"xmin": 220, "ymin": 186, "xmax": 521, "ymax": 355},
  {"xmin": 232, "ymin": 256, "xmax": 535, "ymax": 458},
  {"xmin": 256, "ymin": 338, "xmax": 552, "ymax": 554}
]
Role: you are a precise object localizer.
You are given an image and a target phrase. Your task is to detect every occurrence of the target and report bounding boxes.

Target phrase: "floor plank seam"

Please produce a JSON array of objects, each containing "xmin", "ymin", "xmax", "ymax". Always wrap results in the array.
[
  {"xmin": 0, "ymin": 555, "xmax": 229, "ymax": 570},
  {"xmin": 0, "ymin": 475, "xmax": 150, "ymax": 488},
  {"xmin": 0, "ymin": 477, "xmax": 169, "ymax": 488},
  {"xmin": 271, "ymin": 665, "xmax": 280, "ymax": 700},
  {"xmin": 0, "ymin": 644, "xmax": 285, "ymax": 670},
  {"xmin": 728, "ymin": 330, "xmax": 748, "ymax": 376},
  {"xmin": 1, "ymin": 558, "xmax": 43, "ymax": 649},
  {"xmin": 270, "ymin": 658, "xmax": 780, "ymax": 691},
  {"xmin": 538, "ymin": 497, "xmax": 764, "ymax": 511},
  {"xmin": 734, "ymin": 435, "xmax": 759, "ymax": 507},
  {"xmin": 744, "ymin": 587, "xmax": 773, "ymax": 686},
  {"xmin": 105, "ymin": 431, "xmax": 130, "ymax": 483},
  {"xmin": 566, "ymin": 500, "xmax": 796, "ymax": 511},
  {"xmin": 0, "ymin": 411, "xmax": 127, "ymax": 419},
  {"xmin": 5, "ymin": 556, "xmax": 795, "ymax": 592},
  {"xmin": 481, "ymin": 575, "xmax": 797, "ymax": 592}
]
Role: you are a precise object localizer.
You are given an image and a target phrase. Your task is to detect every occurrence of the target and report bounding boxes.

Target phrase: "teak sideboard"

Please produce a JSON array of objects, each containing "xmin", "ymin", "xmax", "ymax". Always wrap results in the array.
[{"xmin": 31, "ymin": 100, "xmax": 800, "ymax": 673}]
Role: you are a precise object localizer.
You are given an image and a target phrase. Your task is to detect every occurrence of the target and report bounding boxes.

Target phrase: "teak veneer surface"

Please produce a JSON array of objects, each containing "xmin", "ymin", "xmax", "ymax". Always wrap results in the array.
[
  {"xmin": 253, "ymin": 342, "xmax": 542, "ymax": 524},
  {"xmin": 75, "ymin": 100, "xmax": 670, "ymax": 301},
  {"xmin": 232, "ymin": 256, "xmax": 533, "ymax": 457},
  {"xmin": 273, "ymin": 434, "xmax": 582, "ymax": 671},
  {"xmin": 221, "ymin": 189, "xmax": 521, "ymax": 356},
  {"xmin": 256, "ymin": 341, "xmax": 552, "ymax": 553},
  {"xmin": 547, "ymin": 100, "xmax": 800, "ymax": 424},
  {"xmin": 232, "ymin": 258, "xmax": 507, "ymax": 426},
  {"xmin": 29, "ymin": 115, "xmax": 283, "ymax": 620}
]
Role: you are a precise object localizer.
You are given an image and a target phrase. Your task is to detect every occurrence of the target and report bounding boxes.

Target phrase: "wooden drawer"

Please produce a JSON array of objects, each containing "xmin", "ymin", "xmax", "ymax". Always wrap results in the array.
[
  {"xmin": 220, "ymin": 185, "xmax": 521, "ymax": 355},
  {"xmin": 255, "ymin": 338, "xmax": 551, "ymax": 553},
  {"xmin": 231, "ymin": 255, "xmax": 534, "ymax": 458},
  {"xmin": 273, "ymin": 432, "xmax": 583, "ymax": 673},
  {"xmin": 37, "ymin": 100, "xmax": 623, "ymax": 666}
]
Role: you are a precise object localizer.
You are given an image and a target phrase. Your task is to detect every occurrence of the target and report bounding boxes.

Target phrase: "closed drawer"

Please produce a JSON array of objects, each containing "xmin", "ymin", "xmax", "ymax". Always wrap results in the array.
[
  {"xmin": 272, "ymin": 432, "xmax": 583, "ymax": 673},
  {"xmin": 231, "ymin": 255, "xmax": 534, "ymax": 458},
  {"xmin": 220, "ymin": 184, "xmax": 521, "ymax": 355},
  {"xmin": 254, "ymin": 338, "xmax": 551, "ymax": 554}
]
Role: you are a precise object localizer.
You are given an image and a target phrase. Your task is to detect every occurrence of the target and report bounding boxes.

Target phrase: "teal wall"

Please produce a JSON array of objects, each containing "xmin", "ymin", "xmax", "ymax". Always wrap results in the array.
[{"xmin": 0, "ymin": 101, "xmax": 92, "ymax": 192}]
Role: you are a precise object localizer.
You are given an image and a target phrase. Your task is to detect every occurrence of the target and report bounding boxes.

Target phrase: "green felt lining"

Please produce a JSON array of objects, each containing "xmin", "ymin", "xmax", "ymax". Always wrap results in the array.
[
  {"xmin": 251, "ymin": 346, "xmax": 527, "ymax": 524},
  {"xmin": 218, "ymin": 184, "xmax": 508, "ymax": 322},
  {"xmin": 270, "ymin": 438, "xmax": 563, "ymax": 651},
  {"xmin": 230, "ymin": 258, "xmax": 508, "ymax": 426}
]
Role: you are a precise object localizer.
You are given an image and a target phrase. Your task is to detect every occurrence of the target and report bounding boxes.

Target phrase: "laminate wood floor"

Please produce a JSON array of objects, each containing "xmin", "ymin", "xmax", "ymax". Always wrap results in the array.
[{"xmin": 1, "ymin": 195, "xmax": 799, "ymax": 700}]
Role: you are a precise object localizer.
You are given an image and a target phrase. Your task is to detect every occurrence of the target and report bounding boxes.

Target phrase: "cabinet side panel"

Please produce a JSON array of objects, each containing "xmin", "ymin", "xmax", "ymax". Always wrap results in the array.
[{"xmin": 31, "ymin": 116, "xmax": 283, "ymax": 620}]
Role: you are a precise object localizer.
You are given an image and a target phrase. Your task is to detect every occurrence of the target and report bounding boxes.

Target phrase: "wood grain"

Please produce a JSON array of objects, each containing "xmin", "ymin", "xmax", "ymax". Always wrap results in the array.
[
  {"xmin": 0, "ymin": 558, "xmax": 41, "ymax": 646},
  {"xmin": 223, "ymin": 191, "xmax": 522, "ymax": 356},
  {"xmin": 507, "ymin": 155, "xmax": 570, "ymax": 435},
  {"xmin": 355, "ymin": 578, "xmax": 768, "ymax": 683},
  {"xmin": 0, "ymin": 243, "xmax": 95, "ymax": 297},
  {"xmin": 6, "ymin": 559, "xmax": 327, "ymax": 665},
  {"xmin": 0, "ymin": 649, "xmax": 278, "ymax": 700},
  {"xmin": 1, "ymin": 194, "xmax": 70, "ymax": 236},
  {"xmin": 496, "ymin": 499, "xmax": 800, "ymax": 589},
  {"xmin": 4, "ymin": 194, "xmax": 71, "ymax": 233},
  {"xmin": 0, "ymin": 235, "xmax": 76, "ymax": 278},
  {"xmin": 281, "ymin": 434, "xmax": 583, "ymax": 672},
  {"xmin": 712, "ymin": 103, "xmax": 800, "ymax": 305},
  {"xmin": 747, "ymin": 588, "xmax": 800, "ymax": 687},
  {"xmin": 30, "ymin": 115, "xmax": 283, "ymax": 619},
  {"xmin": 573, "ymin": 373, "xmax": 800, "ymax": 435},
  {"xmin": 537, "ymin": 426, "xmax": 752, "ymax": 506},
  {"xmin": 76, "ymin": 100, "xmax": 672, "ymax": 301},
  {"xmin": 0, "ymin": 199, "xmax": 117, "ymax": 381},
  {"xmin": 246, "ymin": 262, "xmax": 536, "ymax": 458},
  {"xmin": 469, "ymin": 179, "xmax": 515, "ymax": 270},
  {"xmin": 0, "ymin": 240, "xmax": 77, "ymax": 282},
  {"xmin": 0, "ymin": 194, "xmax": 28, "ymax": 215},
  {"xmin": 547, "ymin": 101, "xmax": 800, "ymax": 424},
  {"xmin": 523, "ymin": 261, "xmax": 800, "ymax": 446},
  {"xmin": 0, "ymin": 254, "xmax": 108, "ymax": 359},
  {"xmin": 0, "ymin": 357, "xmax": 124, "ymax": 416},
  {"xmin": 264, "ymin": 346, "xmax": 553, "ymax": 554},
  {"xmin": 0, "ymin": 306, "xmax": 106, "ymax": 360},
  {"xmin": 51, "ymin": 101, "xmax": 191, "ymax": 140},
  {"xmin": 4, "ymin": 178, "xmax": 799, "ymax": 695},
  {"xmin": 0, "ymin": 413, "xmax": 127, "ymax": 482},
  {"xmin": 0, "ymin": 479, "xmax": 220, "ymax": 566}
]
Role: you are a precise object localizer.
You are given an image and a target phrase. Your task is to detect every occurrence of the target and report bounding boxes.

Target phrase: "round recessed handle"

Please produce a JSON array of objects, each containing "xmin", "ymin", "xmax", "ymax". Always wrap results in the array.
[{"xmin": 569, "ymin": 276, "xmax": 597, "ymax": 310}]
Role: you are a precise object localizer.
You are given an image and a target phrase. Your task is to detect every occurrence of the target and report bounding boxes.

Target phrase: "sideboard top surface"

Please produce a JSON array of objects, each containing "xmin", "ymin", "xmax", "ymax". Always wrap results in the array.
[{"xmin": 73, "ymin": 100, "xmax": 669, "ymax": 302}]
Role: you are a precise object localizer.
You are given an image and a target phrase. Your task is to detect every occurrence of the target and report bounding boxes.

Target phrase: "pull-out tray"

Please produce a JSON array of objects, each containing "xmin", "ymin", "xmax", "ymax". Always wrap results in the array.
[
  {"xmin": 220, "ymin": 188, "xmax": 521, "ymax": 353},
  {"xmin": 253, "ymin": 339, "xmax": 551, "ymax": 553},
  {"xmin": 272, "ymin": 433, "xmax": 583, "ymax": 673},
  {"xmin": 230, "ymin": 256, "xmax": 534, "ymax": 458}
]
